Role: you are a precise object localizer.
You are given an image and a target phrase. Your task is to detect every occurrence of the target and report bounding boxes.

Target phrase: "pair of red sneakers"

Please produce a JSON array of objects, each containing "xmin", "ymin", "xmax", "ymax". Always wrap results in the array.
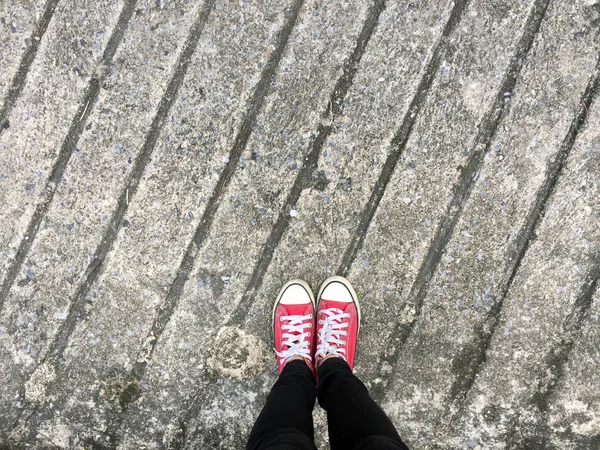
[{"xmin": 272, "ymin": 276, "xmax": 361, "ymax": 376}]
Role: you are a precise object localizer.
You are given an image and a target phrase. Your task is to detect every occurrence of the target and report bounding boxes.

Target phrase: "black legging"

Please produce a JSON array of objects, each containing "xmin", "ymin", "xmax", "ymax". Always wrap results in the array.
[{"xmin": 246, "ymin": 358, "xmax": 409, "ymax": 450}]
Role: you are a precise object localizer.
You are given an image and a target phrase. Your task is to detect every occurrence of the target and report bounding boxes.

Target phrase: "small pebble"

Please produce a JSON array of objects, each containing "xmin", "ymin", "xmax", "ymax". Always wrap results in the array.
[{"xmin": 290, "ymin": 209, "xmax": 298, "ymax": 218}]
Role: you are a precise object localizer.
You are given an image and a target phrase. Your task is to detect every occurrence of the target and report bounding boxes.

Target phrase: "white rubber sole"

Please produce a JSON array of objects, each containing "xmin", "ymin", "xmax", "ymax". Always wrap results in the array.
[
  {"xmin": 271, "ymin": 279, "xmax": 316, "ymax": 326},
  {"xmin": 316, "ymin": 275, "xmax": 361, "ymax": 331}
]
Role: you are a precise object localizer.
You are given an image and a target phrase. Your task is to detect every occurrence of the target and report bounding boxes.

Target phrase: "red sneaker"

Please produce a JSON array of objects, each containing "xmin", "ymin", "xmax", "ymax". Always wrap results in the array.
[
  {"xmin": 315, "ymin": 276, "xmax": 361, "ymax": 370},
  {"xmin": 272, "ymin": 279, "xmax": 316, "ymax": 375}
]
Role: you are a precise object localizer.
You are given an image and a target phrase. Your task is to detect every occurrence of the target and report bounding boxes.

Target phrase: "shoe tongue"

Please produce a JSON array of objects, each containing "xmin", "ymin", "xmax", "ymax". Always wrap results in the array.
[
  {"xmin": 282, "ymin": 303, "xmax": 311, "ymax": 317},
  {"xmin": 320, "ymin": 299, "xmax": 349, "ymax": 311}
]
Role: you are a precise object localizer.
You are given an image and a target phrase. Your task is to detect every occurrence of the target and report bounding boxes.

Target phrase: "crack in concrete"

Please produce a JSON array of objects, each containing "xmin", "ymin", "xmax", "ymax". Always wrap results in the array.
[
  {"xmin": 103, "ymin": 0, "xmax": 307, "ymax": 444},
  {"xmin": 0, "ymin": 0, "xmax": 138, "ymax": 313},
  {"xmin": 445, "ymin": 55, "xmax": 600, "ymax": 425},
  {"xmin": 226, "ymin": 0, "xmax": 388, "ymax": 327},
  {"xmin": 0, "ymin": 0, "xmax": 61, "ymax": 135},
  {"xmin": 369, "ymin": 0, "xmax": 553, "ymax": 403}
]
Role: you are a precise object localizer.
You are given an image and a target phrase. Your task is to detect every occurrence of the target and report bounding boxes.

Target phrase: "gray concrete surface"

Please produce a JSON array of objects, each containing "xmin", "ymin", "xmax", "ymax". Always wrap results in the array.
[
  {"xmin": 0, "ymin": 0, "xmax": 44, "ymax": 105},
  {"xmin": 1, "ymin": 0, "xmax": 599, "ymax": 448}
]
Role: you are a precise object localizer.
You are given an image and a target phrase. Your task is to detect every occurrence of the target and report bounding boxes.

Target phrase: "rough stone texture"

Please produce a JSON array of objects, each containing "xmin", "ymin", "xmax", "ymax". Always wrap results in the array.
[
  {"xmin": 6, "ymin": 0, "xmax": 295, "ymax": 446},
  {"xmin": 351, "ymin": 0, "xmax": 538, "ymax": 395},
  {"xmin": 548, "ymin": 290, "xmax": 600, "ymax": 449},
  {"xmin": 0, "ymin": 0, "xmax": 122, "ymax": 288},
  {"xmin": 1, "ymin": 0, "xmax": 600, "ymax": 448},
  {"xmin": 0, "ymin": 0, "xmax": 45, "ymax": 102},
  {"xmin": 118, "ymin": 0, "xmax": 371, "ymax": 447},
  {"xmin": 443, "ymin": 89, "xmax": 600, "ymax": 449},
  {"xmin": 373, "ymin": 0, "xmax": 600, "ymax": 447},
  {"xmin": 0, "ymin": 0, "xmax": 201, "ymax": 436}
]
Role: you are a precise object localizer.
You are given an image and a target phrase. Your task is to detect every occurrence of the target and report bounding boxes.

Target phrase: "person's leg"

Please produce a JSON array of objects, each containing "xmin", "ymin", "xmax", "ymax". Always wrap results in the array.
[
  {"xmin": 246, "ymin": 360, "xmax": 317, "ymax": 450},
  {"xmin": 246, "ymin": 280, "xmax": 318, "ymax": 450},
  {"xmin": 315, "ymin": 277, "xmax": 409, "ymax": 450},
  {"xmin": 317, "ymin": 358, "xmax": 408, "ymax": 450}
]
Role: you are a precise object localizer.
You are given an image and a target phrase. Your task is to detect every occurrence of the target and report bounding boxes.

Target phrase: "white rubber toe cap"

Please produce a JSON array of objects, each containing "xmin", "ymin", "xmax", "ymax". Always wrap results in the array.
[
  {"xmin": 280, "ymin": 283, "xmax": 312, "ymax": 305},
  {"xmin": 320, "ymin": 281, "xmax": 353, "ymax": 302}
]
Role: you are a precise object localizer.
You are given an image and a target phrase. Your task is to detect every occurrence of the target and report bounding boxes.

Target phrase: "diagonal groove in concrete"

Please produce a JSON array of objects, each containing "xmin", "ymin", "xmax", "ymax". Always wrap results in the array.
[
  {"xmin": 520, "ymin": 257, "xmax": 600, "ymax": 426},
  {"xmin": 226, "ymin": 0, "xmax": 387, "ymax": 327},
  {"xmin": 169, "ymin": 0, "xmax": 389, "ymax": 441},
  {"xmin": 337, "ymin": 0, "xmax": 468, "ymax": 277},
  {"xmin": 0, "ymin": 0, "xmax": 61, "ymax": 134},
  {"xmin": 0, "ymin": 0, "xmax": 138, "ymax": 314},
  {"xmin": 108, "ymin": 0, "xmax": 307, "ymax": 433},
  {"xmin": 445, "ymin": 56, "xmax": 600, "ymax": 413},
  {"xmin": 5, "ymin": 0, "xmax": 140, "ymax": 435},
  {"xmin": 369, "ymin": 0, "xmax": 552, "ymax": 402},
  {"xmin": 501, "ymin": 258, "xmax": 600, "ymax": 448},
  {"xmin": 8, "ymin": 0, "xmax": 217, "ymax": 437},
  {"xmin": 43, "ymin": 0, "xmax": 218, "ymax": 366},
  {"xmin": 531, "ymin": 259, "xmax": 600, "ymax": 412}
]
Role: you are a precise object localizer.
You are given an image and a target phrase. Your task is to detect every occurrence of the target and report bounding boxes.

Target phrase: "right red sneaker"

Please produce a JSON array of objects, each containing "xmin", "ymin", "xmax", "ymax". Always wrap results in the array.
[{"xmin": 315, "ymin": 276, "xmax": 361, "ymax": 370}]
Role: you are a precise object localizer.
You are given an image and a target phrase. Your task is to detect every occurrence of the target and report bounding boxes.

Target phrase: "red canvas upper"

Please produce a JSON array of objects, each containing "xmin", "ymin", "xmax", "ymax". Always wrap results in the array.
[
  {"xmin": 316, "ymin": 298, "xmax": 359, "ymax": 370},
  {"xmin": 273, "ymin": 302, "xmax": 315, "ymax": 376}
]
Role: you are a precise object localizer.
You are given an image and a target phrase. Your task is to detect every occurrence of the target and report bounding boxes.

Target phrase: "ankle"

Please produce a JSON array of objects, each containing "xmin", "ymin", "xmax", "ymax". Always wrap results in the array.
[
  {"xmin": 317, "ymin": 353, "xmax": 341, "ymax": 368},
  {"xmin": 286, "ymin": 355, "xmax": 306, "ymax": 364}
]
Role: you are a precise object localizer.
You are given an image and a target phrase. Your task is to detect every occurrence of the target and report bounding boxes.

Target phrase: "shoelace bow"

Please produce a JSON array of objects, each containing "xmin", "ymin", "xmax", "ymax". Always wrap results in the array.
[
  {"xmin": 275, "ymin": 314, "xmax": 313, "ymax": 364},
  {"xmin": 316, "ymin": 307, "xmax": 350, "ymax": 361}
]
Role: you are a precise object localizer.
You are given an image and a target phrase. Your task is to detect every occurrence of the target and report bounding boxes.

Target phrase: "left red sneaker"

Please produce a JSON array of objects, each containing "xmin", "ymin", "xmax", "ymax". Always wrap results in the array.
[{"xmin": 272, "ymin": 279, "xmax": 316, "ymax": 375}]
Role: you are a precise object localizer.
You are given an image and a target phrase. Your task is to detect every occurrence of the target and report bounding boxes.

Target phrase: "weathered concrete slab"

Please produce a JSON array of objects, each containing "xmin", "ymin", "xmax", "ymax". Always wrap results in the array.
[
  {"xmin": 242, "ymin": 0, "xmax": 458, "ymax": 339},
  {"xmin": 548, "ymin": 290, "xmax": 600, "ymax": 449},
  {"xmin": 0, "ymin": 0, "xmax": 204, "ymax": 441},
  {"xmin": 7, "ymin": 0, "xmax": 303, "ymax": 447},
  {"xmin": 0, "ymin": 0, "xmax": 46, "ymax": 110},
  {"xmin": 332, "ymin": 2, "xmax": 545, "ymax": 418},
  {"xmin": 352, "ymin": 0, "xmax": 547, "ymax": 393},
  {"xmin": 0, "ymin": 0, "xmax": 123, "ymax": 291},
  {"xmin": 1, "ymin": 0, "xmax": 599, "ymax": 448},
  {"xmin": 443, "ymin": 88, "xmax": 600, "ymax": 449},
  {"xmin": 364, "ymin": 0, "xmax": 600, "ymax": 448},
  {"xmin": 188, "ymin": 0, "xmax": 464, "ymax": 444},
  {"xmin": 118, "ymin": 0, "xmax": 374, "ymax": 447}
]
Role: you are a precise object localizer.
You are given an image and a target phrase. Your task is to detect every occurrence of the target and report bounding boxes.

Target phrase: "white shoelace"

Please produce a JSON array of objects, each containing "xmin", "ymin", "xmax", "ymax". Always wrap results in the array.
[
  {"xmin": 316, "ymin": 307, "xmax": 350, "ymax": 361},
  {"xmin": 275, "ymin": 314, "xmax": 313, "ymax": 364}
]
